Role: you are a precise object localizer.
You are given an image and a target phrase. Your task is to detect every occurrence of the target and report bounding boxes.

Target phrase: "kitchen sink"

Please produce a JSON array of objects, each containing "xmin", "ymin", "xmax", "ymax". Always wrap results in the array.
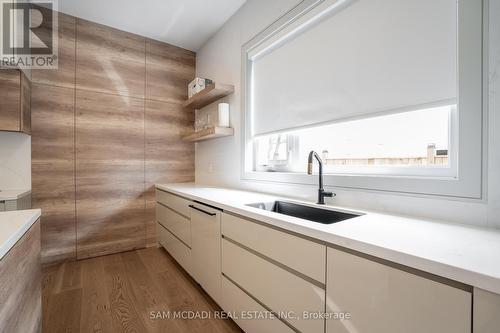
[{"xmin": 246, "ymin": 201, "xmax": 361, "ymax": 224}]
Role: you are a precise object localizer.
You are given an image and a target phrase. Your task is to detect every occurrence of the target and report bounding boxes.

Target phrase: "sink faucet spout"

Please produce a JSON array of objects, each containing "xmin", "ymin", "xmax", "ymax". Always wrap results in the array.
[{"xmin": 308, "ymin": 151, "xmax": 335, "ymax": 204}]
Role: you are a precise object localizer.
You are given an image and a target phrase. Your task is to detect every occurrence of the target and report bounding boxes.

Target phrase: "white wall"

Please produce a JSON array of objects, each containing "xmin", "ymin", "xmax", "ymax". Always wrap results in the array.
[
  {"xmin": 0, "ymin": 132, "xmax": 31, "ymax": 190},
  {"xmin": 196, "ymin": 0, "xmax": 500, "ymax": 229}
]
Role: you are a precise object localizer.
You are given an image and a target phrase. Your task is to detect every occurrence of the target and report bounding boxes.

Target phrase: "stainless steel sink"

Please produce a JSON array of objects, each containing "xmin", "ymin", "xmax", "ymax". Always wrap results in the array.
[{"xmin": 246, "ymin": 201, "xmax": 361, "ymax": 224}]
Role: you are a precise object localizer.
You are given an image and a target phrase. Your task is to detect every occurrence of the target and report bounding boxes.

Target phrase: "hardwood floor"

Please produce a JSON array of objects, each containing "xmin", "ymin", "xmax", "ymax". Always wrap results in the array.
[{"xmin": 42, "ymin": 247, "xmax": 242, "ymax": 333}]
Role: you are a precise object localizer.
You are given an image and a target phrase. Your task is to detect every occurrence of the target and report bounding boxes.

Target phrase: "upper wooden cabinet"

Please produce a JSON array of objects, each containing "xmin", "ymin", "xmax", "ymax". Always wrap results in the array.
[{"xmin": 0, "ymin": 69, "xmax": 31, "ymax": 134}]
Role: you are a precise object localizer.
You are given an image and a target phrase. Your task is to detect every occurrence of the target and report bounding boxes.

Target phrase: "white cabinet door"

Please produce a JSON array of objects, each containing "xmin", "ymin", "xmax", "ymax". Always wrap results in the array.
[
  {"xmin": 157, "ymin": 203, "xmax": 191, "ymax": 246},
  {"xmin": 221, "ymin": 276, "xmax": 294, "ymax": 333},
  {"xmin": 473, "ymin": 288, "xmax": 500, "ymax": 333},
  {"xmin": 326, "ymin": 247, "xmax": 472, "ymax": 333},
  {"xmin": 157, "ymin": 223, "xmax": 192, "ymax": 275},
  {"xmin": 221, "ymin": 212, "xmax": 326, "ymax": 283},
  {"xmin": 222, "ymin": 239, "xmax": 325, "ymax": 333},
  {"xmin": 190, "ymin": 202, "xmax": 222, "ymax": 304},
  {"xmin": 156, "ymin": 189, "xmax": 191, "ymax": 218}
]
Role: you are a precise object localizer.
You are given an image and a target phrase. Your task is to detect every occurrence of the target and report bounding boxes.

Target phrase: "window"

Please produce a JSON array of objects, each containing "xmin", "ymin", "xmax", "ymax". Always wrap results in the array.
[
  {"xmin": 253, "ymin": 105, "xmax": 455, "ymax": 177},
  {"xmin": 254, "ymin": 134, "xmax": 298, "ymax": 172},
  {"xmin": 242, "ymin": 0, "xmax": 484, "ymax": 198}
]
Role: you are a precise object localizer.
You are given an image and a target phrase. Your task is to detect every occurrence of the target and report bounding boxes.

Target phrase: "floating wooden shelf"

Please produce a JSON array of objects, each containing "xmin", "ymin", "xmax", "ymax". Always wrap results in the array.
[
  {"xmin": 183, "ymin": 126, "xmax": 234, "ymax": 142},
  {"xmin": 183, "ymin": 83, "xmax": 234, "ymax": 109}
]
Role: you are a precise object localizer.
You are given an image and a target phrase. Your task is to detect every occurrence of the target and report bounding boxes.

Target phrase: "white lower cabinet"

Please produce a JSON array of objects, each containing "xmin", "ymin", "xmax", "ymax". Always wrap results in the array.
[
  {"xmin": 156, "ymin": 190, "xmax": 191, "ymax": 217},
  {"xmin": 156, "ymin": 190, "xmax": 480, "ymax": 333},
  {"xmin": 222, "ymin": 238, "xmax": 325, "ymax": 333},
  {"xmin": 221, "ymin": 213, "xmax": 326, "ymax": 283},
  {"xmin": 157, "ymin": 223, "xmax": 192, "ymax": 275},
  {"xmin": 190, "ymin": 202, "xmax": 222, "ymax": 304},
  {"xmin": 157, "ymin": 203, "xmax": 191, "ymax": 247},
  {"xmin": 326, "ymin": 247, "xmax": 472, "ymax": 333},
  {"xmin": 221, "ymin": 276, "xmax": 294, "ymax": 333},
  {"xmin": 473, "ymin": 288, "xmax": 500, "ymax": 333}
]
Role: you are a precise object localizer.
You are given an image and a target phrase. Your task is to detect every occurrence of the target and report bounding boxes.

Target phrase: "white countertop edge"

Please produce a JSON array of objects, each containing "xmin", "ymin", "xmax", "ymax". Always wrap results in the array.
[
  {"xmin": 156, "ymin": 183, "xmax": 500, "ymax": 295},
  {"xmin": 0, "ymin": 189, "xmax": 32, "ymax": 201},
  {"xmin": 0, "ymin": 209, "xmax": 41, "ymax": 260}
]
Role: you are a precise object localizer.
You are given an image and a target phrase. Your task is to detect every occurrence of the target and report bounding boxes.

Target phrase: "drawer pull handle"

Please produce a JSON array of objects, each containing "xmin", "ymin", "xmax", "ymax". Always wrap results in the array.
[{"xmin": 189, "ymin": 205, "xmax": 216, "ymax": 216}]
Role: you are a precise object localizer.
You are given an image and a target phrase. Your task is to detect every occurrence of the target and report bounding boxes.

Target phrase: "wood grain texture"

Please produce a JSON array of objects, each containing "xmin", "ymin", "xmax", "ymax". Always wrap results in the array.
[
  {"xmin": 145, "ymin": 100, "xmax": 194, "ymax": 246},
  {"xmin": 43, "ymin": 247, "xmax": 242, "ymax": 333},
  {"xmin": 183, "ymin": 83, "xmax": 234, "ymax": 109},
  {"xmin": 30, "ymin": 9, "xmax": 195, "ymax": 264},
  {"xmin": 31, "ymin": 83, "xmax": 76, "ymax": 265},
  {"xmin": 76, "ymin": 90, "xmax": 146, "ymax": 259},
  {"xmin": 32, "ymin": 11, "xmax": 76, "ymax": 88},
  {"xmin": 146, "ymin": 39, "xmax": 195, "ymax": 103},
  {"xmin": 76, "ymin": 19, "xmax": 146, "ymax": 98},
  {"xmin": 20, "ymin": 71, "xmax": 31, "ymax": 134},
  {"xmin": 183, "ymin": 126, "xmax": 234, "ymax": 142},
  {"xmin": 0, "ymin": 69, "xmax": 21, "ymax": 131},
  {"xmin": 0, "ymin": 220, "xmax": 41, "ymax": 333}
]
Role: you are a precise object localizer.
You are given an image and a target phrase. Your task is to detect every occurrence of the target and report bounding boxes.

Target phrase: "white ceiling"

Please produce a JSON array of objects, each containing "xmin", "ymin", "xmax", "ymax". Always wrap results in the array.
[{"xmin": 58, "ymin": 0, "xmax": 246, "ymax": 51}]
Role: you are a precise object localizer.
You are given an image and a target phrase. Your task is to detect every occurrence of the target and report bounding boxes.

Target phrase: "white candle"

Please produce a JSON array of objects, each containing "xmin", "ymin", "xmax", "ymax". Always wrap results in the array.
[{"xmin": 218, "ymin": 103, "xmax": 230, "ymax": 127}]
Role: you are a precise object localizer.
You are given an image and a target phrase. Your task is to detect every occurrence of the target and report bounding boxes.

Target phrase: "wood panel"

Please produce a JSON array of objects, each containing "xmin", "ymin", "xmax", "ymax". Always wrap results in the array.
[
  {"xmin": 42, "ymin": 247, "xmax": 242, "ymax": 333},
  {"xmin": 0, "ymin": 220, "xmax": 41, "ymax": 333},
  {"xmin": 32, "ymin": 11, "xmax": 76, "ymax": 88},
  {"xmin": 0, "ymin": 69, "xmax": 21, "ymax": 131},
  {"xmin": 76, "ymin": 90, "xmax": 146, "ymax": 259},
  {"xmin": 30, "ymin": 9, "xmax": 195, "ymax": 263},
  {"xmin": 183, "ymin": 126, "xmax": 234, "ymax": 142},
  {"xmin": 31, "ymin": 83, "xmax": 76, "ymax": 264},
  {"xmin": 145, "ymin": 100, "xmax": 194, "ymax": 246},
  {"xmin": 21, "ymin": 71, "xmax": 31, "ymax": 133},
  {"xmin": 146, "ymin": 39, "xmax": 195, "ymax": 103},
  {"xmin": 76, "ymin": 19, "xmax": 146, "ymax": 98},
  {"xmin": 182, "ymin": 83, "xmax": 234, "ymax": 109}
]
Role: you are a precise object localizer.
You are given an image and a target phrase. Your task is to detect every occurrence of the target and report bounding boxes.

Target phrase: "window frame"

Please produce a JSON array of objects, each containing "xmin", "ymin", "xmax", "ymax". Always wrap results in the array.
[{"xmin": 240, "ymin": 0, "xmax": 486, "ymax": 199}]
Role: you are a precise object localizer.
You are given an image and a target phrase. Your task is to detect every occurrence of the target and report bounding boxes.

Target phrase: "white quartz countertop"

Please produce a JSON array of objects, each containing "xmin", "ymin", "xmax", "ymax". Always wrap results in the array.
[
  {"xmin": 0, "ymin": 189, "xmax": 31, "ymax": 201},
  {"xmin": 157, "ymin": 182, "xmax": 500, "ymax": 295},
  {"xmin": 0, "ymin": 209, "xmax": 41, "ymax": 260}
]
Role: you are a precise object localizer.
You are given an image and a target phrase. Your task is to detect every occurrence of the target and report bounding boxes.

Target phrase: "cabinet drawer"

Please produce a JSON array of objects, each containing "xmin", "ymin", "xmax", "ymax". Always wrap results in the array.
[
  {"xmin": 157, "ymin": 223, "xmax": 192, "ymax": 275},
  {"xmin": 156, "ymin": 189, "xmax": 191, "ymax": 218},
  {"xmin": 190, "ymin": 203, "xmax": 221, "ymax": 304},
  {"xmin": 221, "ymin": 276, "xmax": 294, "ymax": 333},
  {"xmin": 222, "ymin": 238, "xmax": 325, "ymax": 333},
  {"xmin": 222, "ymin": 212, "xmax": 326, "ymax": 283},
  {"xmin": 327, "ymin": 247, "xmax": 472, "ymax": 333},
  {"xmin": 157, "ymin": 203, "xmax": 191, "ymax": 247}
]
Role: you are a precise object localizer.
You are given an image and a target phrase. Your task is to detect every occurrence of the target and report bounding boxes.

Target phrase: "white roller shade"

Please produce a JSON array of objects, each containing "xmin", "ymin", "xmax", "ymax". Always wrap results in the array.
[{"xmin": 250, "ymin": 0, "xmax": 457, "ymax": 137}]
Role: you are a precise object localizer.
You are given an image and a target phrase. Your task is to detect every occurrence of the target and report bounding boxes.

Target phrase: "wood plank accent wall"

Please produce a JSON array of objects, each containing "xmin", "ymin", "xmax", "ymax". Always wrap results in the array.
[
  {"xmin": 31, "ymin": 12, "xmax": 195, "ymax": 264},
  {"xmin": 31, "ymin": 84, "xmax": 76, "ymax": 263},
  {"xmin": 75, "ymin": 91, "xmax": 146, "ymax": 259}
]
